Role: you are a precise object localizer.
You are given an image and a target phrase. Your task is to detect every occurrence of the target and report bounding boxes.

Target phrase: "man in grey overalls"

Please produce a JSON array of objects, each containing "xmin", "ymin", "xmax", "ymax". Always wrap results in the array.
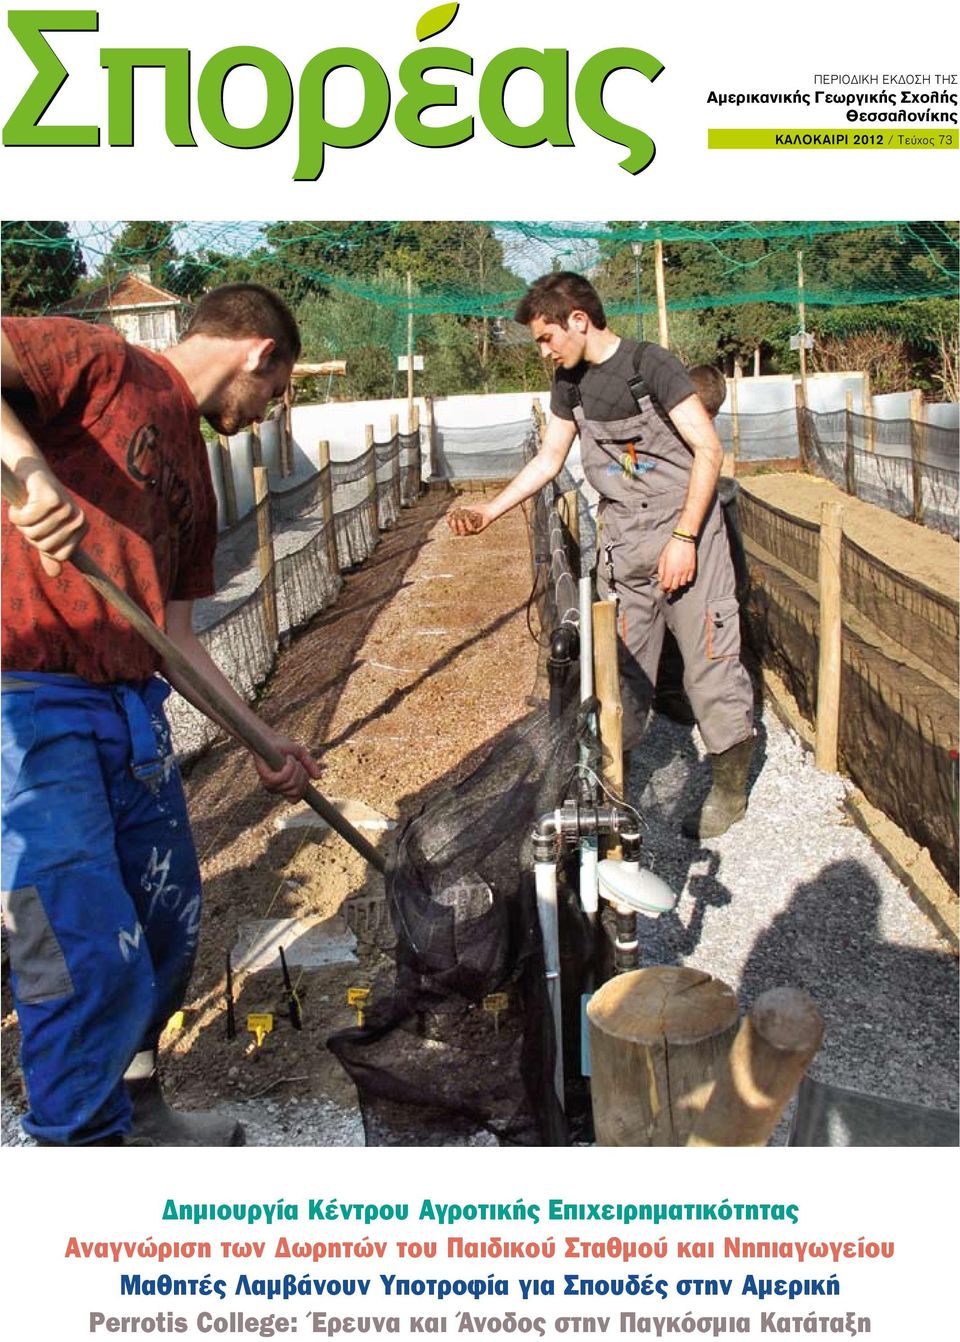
[{"xmin": 448, "ymin": 272, "xmax": 755, "ymax": 839}]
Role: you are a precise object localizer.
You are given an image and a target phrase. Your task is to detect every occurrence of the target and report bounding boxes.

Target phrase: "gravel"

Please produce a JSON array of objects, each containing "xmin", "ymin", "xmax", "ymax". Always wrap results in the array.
[
  {"xmin": 628, "ymin": 702, "xmax": 958, "ymax": 1126},
  {"xmin": 4, "ymin": 697, "xmax": 955, "ymax": 1148}
]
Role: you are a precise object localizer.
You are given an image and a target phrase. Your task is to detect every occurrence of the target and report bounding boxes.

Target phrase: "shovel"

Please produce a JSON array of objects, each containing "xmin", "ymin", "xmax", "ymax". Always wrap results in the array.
[{"xmin": 1, "ymin": 461, "xmax": 386, "ymax": 874}]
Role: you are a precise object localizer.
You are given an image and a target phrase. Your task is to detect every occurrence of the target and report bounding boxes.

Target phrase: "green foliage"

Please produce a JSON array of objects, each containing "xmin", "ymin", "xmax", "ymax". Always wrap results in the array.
[
  {"xmin": 1, "ymin": 221, "xmax": 85, "ymax": 315},
  {"xmin": 3, "ymin": 220, "xmax": 955, "ymax": 395}
]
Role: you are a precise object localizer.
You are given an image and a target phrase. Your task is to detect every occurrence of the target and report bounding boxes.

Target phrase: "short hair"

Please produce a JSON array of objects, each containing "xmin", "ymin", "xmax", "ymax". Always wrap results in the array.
[
  {"xmin": 185, "ymin": 283, "xmax": 301, "ymax": 364},
  {"xmin": 515, "ymin": 272, "xmax": 607, "ymax": 329},
  {"xmin": 688, "ymin": 364, "xmax": 727, "ymax": 417}
]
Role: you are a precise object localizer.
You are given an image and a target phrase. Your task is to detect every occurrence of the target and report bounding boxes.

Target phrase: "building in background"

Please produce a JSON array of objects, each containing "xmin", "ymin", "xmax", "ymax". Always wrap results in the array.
[{"xmin": 53, "ymin": 265, "xmax": 184, "ymax": 351}]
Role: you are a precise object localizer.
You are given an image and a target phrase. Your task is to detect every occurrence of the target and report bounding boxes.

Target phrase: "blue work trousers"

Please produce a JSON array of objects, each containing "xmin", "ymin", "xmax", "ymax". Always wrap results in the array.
[{"xmin": 1, "ymin": 674, "xmax": 202, "ymax": 1144}]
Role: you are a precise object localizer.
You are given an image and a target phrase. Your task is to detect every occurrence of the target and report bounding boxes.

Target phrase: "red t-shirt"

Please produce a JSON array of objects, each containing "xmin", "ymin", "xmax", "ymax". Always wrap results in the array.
[{"xmin": 2, "ymin": 317, "xmax": 217, "ymax": 682}]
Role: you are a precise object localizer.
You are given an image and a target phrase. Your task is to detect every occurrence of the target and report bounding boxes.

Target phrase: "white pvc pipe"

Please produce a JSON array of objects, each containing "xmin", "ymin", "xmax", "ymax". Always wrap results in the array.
[
  {"xmin": 578, "ymin": 575, "xmax": 600, "ymax": 921},
  {"xmin": 579, "ymin": 839, "xmax": 599, "ymax": 921},
  {"xmin": 579, "ymin": 575, "xmax": 593, "ymax": 703},
  {"xmin": 535, "ymin": 860, "xmax": 564, "ymax": 1110}
]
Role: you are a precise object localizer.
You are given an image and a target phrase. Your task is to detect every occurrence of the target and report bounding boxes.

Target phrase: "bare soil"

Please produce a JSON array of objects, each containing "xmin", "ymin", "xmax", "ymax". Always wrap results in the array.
[{"xmin": 2, "ymin": 472, "xmax": 954, "ymax": 1134}]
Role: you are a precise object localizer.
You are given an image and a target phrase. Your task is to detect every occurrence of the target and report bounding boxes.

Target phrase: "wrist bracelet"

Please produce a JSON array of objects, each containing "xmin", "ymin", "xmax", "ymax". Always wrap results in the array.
[{"xmin": 672, "ymin": 529, "xmax": 697, "ymax": 544}]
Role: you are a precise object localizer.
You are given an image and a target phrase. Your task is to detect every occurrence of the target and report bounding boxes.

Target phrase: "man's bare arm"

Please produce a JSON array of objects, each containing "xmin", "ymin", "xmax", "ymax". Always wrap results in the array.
[{"xmin": 447, "ymin": 413, "xmax": 577, "ymax": 534}]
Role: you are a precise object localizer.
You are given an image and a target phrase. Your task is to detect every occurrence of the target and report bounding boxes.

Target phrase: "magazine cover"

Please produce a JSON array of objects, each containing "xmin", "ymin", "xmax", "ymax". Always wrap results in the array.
[{"xmin": 1, "ymin": 1, "xmax": 957, "ymax": 1336}]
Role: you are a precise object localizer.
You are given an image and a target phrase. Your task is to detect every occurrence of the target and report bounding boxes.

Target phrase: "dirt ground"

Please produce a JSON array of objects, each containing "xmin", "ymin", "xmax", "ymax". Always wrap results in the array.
[
  {"xmin": 1, "ymin": 471, "xmax": 955, "ymax": 1133},
  {"xmin": 740, "ymin": 471, "xmax": 957, "ymax": 599}
]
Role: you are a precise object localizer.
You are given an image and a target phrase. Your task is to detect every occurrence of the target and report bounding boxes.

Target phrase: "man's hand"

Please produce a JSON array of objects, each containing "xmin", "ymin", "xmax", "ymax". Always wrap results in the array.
[
  {"xmin": 253, "ymin": 733, "xmax": 323, "ymax": 801},
  {"xmin": 657, "ymin": 536, "xmax": 697, "ymax": 595},
  {"xmin": 446, "ymin": 503, "xmax": 494, "ymax": 536},
  {"xmin": 7, "ymin": 464, "xmax": 86, "ymax": 577}
]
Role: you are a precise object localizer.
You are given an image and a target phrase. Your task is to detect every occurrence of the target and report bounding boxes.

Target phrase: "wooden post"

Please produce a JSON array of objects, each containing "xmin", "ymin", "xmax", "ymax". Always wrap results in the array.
[
  {"xmin": 560, "ymin": 488, "xmax": 580, "ymax": 557},
  {"xmin": 280, "ymin": 382, "xmax": 294, "ymax": 477},
  {"xmin": 365, "ymin": 424, "xmax": 378, "ymax": 530},
  {"xmin": 794, "ymin": 381, "xmax": 809, "ymax": 473},
  {"xmin": 406, "ymin": 270, "xmax": 415, "ymax": 432},
  {"xmin": 390, "ymin": 412, "xmax": 399, "ymax": 441},
  {"xmin": 815, "ymin": 501, "xmax": 844, "ymax": 773},
  {"xmin": 910, "ymin": 388, "xmax": 926, "ymax": 525},
  {"xmin": 587, "ymin": 966, "xmax": 740, "ymax": 1146},
  {"xmin": 217, "ymin": 434, "xmax": 238, "ymax": 528},
  {"xmin": 253, "ymin": 465, "xmax": 278, "ymax": 646},
  {"xmin": 422, "ymin": 394, "xmax": 435, "ymax": 477},
  {"xmin": 317, "ymin": 440, "xmax": 340, "ymax": 577},
  {"xmin": 844, "ymin": 390, "xmax": 855, "ymax": 495},
  {"xmin": 593, "ymin": 600, "xmax": 623, "ymax": 854},
  {"xmin": 686, "ymin": 987, "xmax": 824, "ymax": 1147},
  {"xmin": 796, "ymin": 250, "xmax": 809, "ymax": 412},
  {"xmin": 725, "ymin": 374, "xmax": 740, "ymax": 479},
  {"xmin": 654, "ymin": 239, "xmax": 669, "ymax": 349},
  {"xmin": 862, "ymin": 371, "xmax": 875, "ymax": 453},
  {"xmin": 250, "ymin": 419, "xmax": 263, "ymax": 469}
]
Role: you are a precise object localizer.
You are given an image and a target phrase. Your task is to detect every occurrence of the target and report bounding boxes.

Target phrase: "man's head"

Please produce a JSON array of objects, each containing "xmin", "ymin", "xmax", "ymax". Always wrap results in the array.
[
  {"xmin": 515, "ymin": 272, "xmax": 607, "ymax": 371},
  {"xmin": 182, "ymin": 283, "xmax": 301, "ymax": 435},
  {"xmin": 688, "ymin": 364, "xmax": 727, "ymax": 419}
]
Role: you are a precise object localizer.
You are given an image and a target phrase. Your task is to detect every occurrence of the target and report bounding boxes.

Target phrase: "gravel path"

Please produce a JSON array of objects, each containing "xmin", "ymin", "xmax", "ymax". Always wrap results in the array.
[{"xmin": 628, "ymin": 703, "xmax": 958, "ymax": 1122}]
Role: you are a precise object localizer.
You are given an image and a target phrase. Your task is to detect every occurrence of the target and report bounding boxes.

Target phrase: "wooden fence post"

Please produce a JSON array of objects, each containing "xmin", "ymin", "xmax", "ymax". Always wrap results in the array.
[
  {"xmin": 862, "ymin": 371, "xmax": 875, "ymax": 453},
  {"xmin": 250, "ymin": 419, "xmax": 263, "ymax": 469},
  {"xmin": 910, "ymin": 389, "xmax": 926, "ymax": 526},
  {"xmin": 844, "ymin": 390, "xmax": 855, "ymax": 495},
  {"xmin": 794, "ymin": 381, "xmax": 809, "ymax": 473},
  {"xmin": 317, "ymin": 441, "xmax": 340, "ymax": 577},
  {"xmin": 253, "ymin": 465, "xmax": 278, "ymax": 647},
  {"xmin": 560, "ymin": 489, "xmax": 580, "ymax": 557},
  {"xmin": 217, "ymin": 434, "xmax": 238, "ymax": 528},
  {"xmin": 593, "ymin": 600, "xmax": 623, "ymax": 855},
  {"xmin": 815, "ymin": 501, "xmax": 844, "ymax": 773},
  {"xmin": 726, "ymin": 374, "xmax": 740, "ymax": 478},
  {"xmin": 587, "ymin": 967, "xmax": 740, "ymax": 1146},
  {"xmin": 365, "ymin": 424, "xmax": 378, "ymax": 529},
  {"xmin": 280, "ymin": 383, "xmax": 294, "ymax": 477},
  {"xmin": 654, "ymin": 239, "xmax": 669, "ymax": 349},
  {"xmin": 686, "ymin": 987, "xmax": 824, "ymax": 1147}
]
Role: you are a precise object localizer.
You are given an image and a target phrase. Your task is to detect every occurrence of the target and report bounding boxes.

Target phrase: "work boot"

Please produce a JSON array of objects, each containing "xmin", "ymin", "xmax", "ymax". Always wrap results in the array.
[
  {"xmin": 682, "ymin": 735, "xmax": 755, "ymax": 840},
  {"xmin": 125, "ymin": 1051, "xmax": 245, "ymax": 1147}
]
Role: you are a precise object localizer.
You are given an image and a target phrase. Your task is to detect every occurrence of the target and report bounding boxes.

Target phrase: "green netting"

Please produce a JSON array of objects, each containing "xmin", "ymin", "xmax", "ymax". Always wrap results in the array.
[{"xmin": 3, "ymin": 220, "xmax": 956, "ymax": 396}]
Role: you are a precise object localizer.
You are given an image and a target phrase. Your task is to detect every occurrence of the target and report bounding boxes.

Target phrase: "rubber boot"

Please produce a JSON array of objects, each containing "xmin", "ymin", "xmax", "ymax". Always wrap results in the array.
[
  {"xmin": 125, "ymin": 1051, "xmax": 245, "ymax": 1147},
  {"xmin": 682, "ymin": 735, "xmax": 755, "ymax": 840}
]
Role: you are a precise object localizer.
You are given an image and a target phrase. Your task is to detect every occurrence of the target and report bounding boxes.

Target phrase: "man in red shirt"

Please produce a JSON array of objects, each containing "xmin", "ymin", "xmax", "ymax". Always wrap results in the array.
[{"xmin": 1, "ymin": 283, "xmax": 321, "ymax": 1145}]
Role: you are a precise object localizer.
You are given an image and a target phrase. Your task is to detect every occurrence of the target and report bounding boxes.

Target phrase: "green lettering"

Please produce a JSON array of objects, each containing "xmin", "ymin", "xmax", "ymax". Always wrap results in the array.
[
  {"xmin": 3, "ymin": 8, "xmax": 99, "ymax": 147},
  {"xmin": 574, "ymin": 48, "xmax": 662, "ymax": 174},
  {"xmin": 197, "ymin": 46, "xmax": 293, "ymax": 149},
  {"xmin": 295, "ymin": 48, "xmax": 390, "ymax": 180},
  {"xmin": 478, "ymin": 48, "xmax": 574, "ymax": 149},
  {"xmin": 100, "ymin": 48, "xmax": 195, "ymax": 146},
  {"xmin": 395, "ymin": 47, "xmax": 473, "ymax": 148}
]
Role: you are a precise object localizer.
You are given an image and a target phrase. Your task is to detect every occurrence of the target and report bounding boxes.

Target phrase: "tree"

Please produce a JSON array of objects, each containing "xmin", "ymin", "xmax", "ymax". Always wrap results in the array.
[
  {"xmin": 101, "ymin": 221, "xmax": 177, "ymax": 286},
  {"xmin": 1, "ymin": 221, "xmax": 86, "ymax": 315}
]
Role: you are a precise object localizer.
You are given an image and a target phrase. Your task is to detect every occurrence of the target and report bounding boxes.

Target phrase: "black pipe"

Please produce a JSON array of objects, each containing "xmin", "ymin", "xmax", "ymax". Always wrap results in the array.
[{"xmin": 547, "ymin": 624, "xmax": 579, "ymax": 722}]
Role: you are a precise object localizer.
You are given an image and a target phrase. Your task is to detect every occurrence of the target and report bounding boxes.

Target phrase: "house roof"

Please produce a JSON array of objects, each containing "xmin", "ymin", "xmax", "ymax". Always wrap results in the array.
[{"xmin": 54, "ymin": 273, "xmax": 183, "ymax": 315}]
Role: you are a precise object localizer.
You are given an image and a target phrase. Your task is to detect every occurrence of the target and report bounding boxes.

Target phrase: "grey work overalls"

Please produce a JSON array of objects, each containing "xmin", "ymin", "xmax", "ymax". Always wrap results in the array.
[{"xmin": 573, "ymin": 383, "xmax": 754, "ymax": 755}]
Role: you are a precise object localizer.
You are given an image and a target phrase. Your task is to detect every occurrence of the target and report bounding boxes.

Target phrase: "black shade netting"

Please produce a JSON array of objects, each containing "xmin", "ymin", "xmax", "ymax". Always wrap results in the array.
[{"xmin": 328, "ymin": 691, "xmax": 601, "ymax": 1148}]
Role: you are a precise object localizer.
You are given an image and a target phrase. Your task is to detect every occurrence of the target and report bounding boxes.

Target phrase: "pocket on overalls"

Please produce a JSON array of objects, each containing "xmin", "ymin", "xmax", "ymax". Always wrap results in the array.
[{"xmin": 705, "ymin": 596, "xmax": 741, "ymax": 660}]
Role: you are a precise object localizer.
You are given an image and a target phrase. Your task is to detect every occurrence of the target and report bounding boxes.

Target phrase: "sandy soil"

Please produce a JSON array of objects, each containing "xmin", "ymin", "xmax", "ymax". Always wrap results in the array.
[{"xmin": 740, "ymin": 471, "xmax": 957, "ymax": 598}]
